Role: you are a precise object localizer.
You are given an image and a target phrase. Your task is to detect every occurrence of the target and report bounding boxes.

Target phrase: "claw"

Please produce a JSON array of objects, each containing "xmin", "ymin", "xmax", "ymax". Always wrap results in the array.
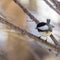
[
  {"xmin": 45, "ymin": 39, "xmax": 47, "ymax": 42},
  {"xmin": 38, "ymin": 36, "xmax": 41, "ymax": 39}
]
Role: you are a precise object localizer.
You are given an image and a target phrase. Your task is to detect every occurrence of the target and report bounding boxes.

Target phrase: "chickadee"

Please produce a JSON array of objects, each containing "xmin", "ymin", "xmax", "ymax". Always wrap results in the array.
[{"xmin": 36, "ymin": 19, "xmax": 54, "ymax": 41}]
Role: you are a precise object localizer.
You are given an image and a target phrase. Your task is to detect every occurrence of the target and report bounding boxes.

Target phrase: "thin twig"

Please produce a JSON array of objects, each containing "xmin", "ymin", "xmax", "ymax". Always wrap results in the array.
[
  {"xmin": 0, "ymin": 16, "xmax": 60, "ymax": 54},
  {"xmin": 50, "ymin": 0, "xmax": 60, "ymax": 12},
  {"xmin": 44, "ymin": 0, "xmax": 60, "ymax": 15},
  {"xmin": 13, "ymin": 0, "xmax": 58, "ymax": 46},
  {"xmin": 50, "ymin": 0, "xmax": 57, "ymax": 6}
]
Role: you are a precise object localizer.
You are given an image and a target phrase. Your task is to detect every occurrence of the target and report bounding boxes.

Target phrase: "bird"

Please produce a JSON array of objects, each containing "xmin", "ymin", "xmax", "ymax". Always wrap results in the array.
[{"xmin": 36, "ymin": 19, "xmax": 54, "ymax": 41}]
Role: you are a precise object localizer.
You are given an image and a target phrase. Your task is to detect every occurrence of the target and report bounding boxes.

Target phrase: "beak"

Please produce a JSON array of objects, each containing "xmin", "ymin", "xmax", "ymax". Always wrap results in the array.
[
  {"xmin": 35, "ymin": 27, "xmax": 37, "ymax": 29},
  {"xmin": 52, "ymin": 25, "xmax": 54, "ymax": 28},
  {"xmin": 50, "ymin": 25, "xmax": 54, "ymax": 28}
]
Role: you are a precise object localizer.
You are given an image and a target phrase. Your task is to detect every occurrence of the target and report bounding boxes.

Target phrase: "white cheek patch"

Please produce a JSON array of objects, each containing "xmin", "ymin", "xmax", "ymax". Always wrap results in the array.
[{"xmin": 38, "ymin": 25, "xmax": 49, "ymax": 30}]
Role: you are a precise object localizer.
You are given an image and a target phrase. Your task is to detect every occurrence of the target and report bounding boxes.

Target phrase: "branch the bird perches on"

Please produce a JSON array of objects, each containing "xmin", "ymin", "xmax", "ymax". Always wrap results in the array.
[
  {"xmin": 0, "ymin": 16, "xmax": 60, "ymax": 54},
  {"xmin": 0, "ymin": 0, "xmax": 60, "ymax": 55},
  {"xmin": 13, "ymin": 0, "xmax": 59, "ymax": 47}
]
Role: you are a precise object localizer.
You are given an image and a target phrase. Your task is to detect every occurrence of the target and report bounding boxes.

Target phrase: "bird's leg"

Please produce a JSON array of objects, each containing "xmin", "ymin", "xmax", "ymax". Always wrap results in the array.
[
  {"xmin": 45, "ymin": 38, "xmax": 47, "ymax": 42},
  {"xmin": 45, "ymin": 37, "xmax": 47, "ymax": 42},
  {"xmin": 38, "ymin": 36, "xmax": 41, "ymax": 39}
]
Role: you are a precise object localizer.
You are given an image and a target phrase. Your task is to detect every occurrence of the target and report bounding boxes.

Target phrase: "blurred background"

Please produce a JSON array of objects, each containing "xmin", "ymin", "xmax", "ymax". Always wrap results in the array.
[{"xmin": 0, "ymin": 0, "xmax": 60, "ymax": 60}]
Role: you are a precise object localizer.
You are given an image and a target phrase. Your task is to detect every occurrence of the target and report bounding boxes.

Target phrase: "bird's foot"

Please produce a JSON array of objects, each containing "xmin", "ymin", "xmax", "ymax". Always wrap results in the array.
[
  {"xmin": 45, "ymin": 39, "xmax": 47, "ymax": 42},
  {"xmin": 38, "ymin": 36, "xmax": 41, "ymax": 39}
]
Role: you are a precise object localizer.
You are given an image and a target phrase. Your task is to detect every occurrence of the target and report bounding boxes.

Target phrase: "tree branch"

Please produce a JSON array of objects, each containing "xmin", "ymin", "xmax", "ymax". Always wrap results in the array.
[
  {"xmin": 44, "ymin": 0, "xmax": 60, "ymax": 15},
  {"xmin": 50, "ymin": 0, "xmax": 60, "ymax": 12},
  {"xmin": 13, "ymin": 0, "xmax": 59, "ymax": 46},
  {"xmin": 0, "ymin": 16, "xmax": 60, "ymax": 54}
]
